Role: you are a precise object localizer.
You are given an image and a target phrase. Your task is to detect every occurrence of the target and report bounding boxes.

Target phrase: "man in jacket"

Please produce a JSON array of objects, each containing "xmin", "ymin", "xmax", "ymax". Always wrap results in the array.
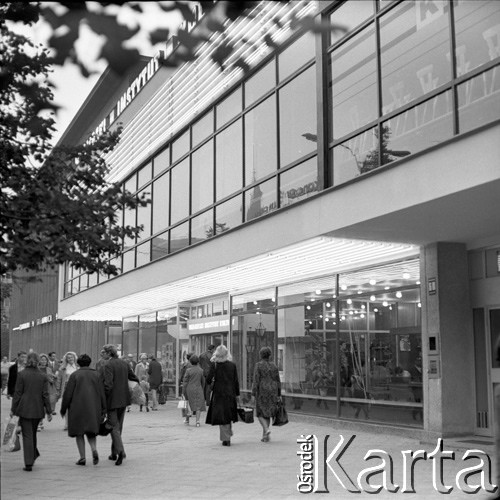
[
  {"xmin": 147, "ymin": 354, "xmax": 162, "ymax": 411},
  {"xmin": 101, "ymin": 344, "xmax": 138, "ymax": 465},
  {"xmin": 7, "ymin": 351, "xmax": 27, "ymax": 399},
  {"xmin": 10, "ymin": 352, "xmax": 52, "ymax": 471}
]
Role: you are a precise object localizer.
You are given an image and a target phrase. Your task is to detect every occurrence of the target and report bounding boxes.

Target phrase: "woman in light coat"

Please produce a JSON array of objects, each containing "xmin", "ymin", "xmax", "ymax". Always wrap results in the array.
[
  {"xmin": 182, "ymin": 355, "xmax": 205, "ymax": 426},
  {"xmin": 134, "ymin": 354, "xmax": 149, "ymax": 412},
  {"xmin": 56, "ymin": 351, "xmax": 78, "ymax": 430}
]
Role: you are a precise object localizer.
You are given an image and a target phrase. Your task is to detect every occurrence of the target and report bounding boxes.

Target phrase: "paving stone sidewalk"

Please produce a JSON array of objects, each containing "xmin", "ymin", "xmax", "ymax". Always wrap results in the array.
[{"xmin": 1, "ymin": 395, "xmax": 495, "ymax": 500}]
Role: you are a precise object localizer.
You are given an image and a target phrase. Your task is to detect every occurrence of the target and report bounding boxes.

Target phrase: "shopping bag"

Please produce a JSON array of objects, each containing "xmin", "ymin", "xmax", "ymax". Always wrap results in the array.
[
  {"xmin": 272, "ymin": 400, "xmax": 289, "ymax": 426},
  {"xmin": 98, "ymin": 418, "xmax": 113, "ymax": 437},
  {"xmin": 2, "ymin": 417, "xmax": 21, "ymax": 452},
  {"xmin": 237, "ymin": 407, "xmax": 254, "ymax": 424},
  {"xmin": 139, "ymin": 380, "xmax": 150, "ymax": 393},
  {"xmin": 177, "ymin": 399, "xmax": 187, "ymax": 410},
  {"xmin": 128, "ymin": 380, "xmax": 146, "ymax": 406}
]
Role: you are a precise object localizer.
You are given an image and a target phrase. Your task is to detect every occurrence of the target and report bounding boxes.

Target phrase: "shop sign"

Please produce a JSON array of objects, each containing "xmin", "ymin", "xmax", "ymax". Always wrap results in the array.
[{"xmin": 188, "ymin": 317, "xmax": 232, "ymax": 332}]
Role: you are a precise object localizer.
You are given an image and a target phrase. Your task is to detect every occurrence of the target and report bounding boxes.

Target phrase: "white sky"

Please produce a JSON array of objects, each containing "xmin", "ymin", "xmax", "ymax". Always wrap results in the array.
[{"xmin": 13, "ymin": 2, "xmax": 184, "ymax": 145}]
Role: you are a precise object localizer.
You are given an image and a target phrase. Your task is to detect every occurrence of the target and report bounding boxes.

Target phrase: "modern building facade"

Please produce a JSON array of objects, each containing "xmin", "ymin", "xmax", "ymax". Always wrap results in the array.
[{"xmin": 11, "ymin": 0, "xmax": 500, "ymax": 438}]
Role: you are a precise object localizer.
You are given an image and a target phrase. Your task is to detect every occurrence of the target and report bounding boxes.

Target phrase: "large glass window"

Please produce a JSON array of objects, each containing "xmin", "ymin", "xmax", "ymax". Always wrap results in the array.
[
  {"xmin": 170, "ymin": 222, "xmax": 189, "ymax": 254},
  {"xmin": 152, "ymin": 172, "xmax": 169, "ymax": 234},
  {"xmin": 138, "ymin": 162, "xmax": 152, "ymax": 189},
  {"xmin": 122, "ymin": 249, "xmax": 135, "ymax": 273},
  {"xmin": 170, "ymin": 158, "xmax": 189, "ymax": 224},
  {"xmin": 279, "ymin": 66, "xmax": 317, "ymax": 167},
  {"xmin": 152, "ymin": 231, "xmax": 169, "ymax": 261},
  {"xmin": 280, "ymin": 157, "xmax": 319, "ymax": 208},
  {"xmin": 454, "ymin": 1, "xmax": 500, "ymax": 75},
  {"xmin": 245, "ymin": 177, "xmax": 277, "ymax": 222},
  {"xmin": 138, "ymin": 313, "xmax": 157, "ymax": 356},
  {"xmin": 123, "ymin": 326, "xmax": 138, "ymax": 360},
  {"xmin": 123, "ymin": 204, "xmax": 136, "ymax": 249},
  {"xmin": 330, "ymin": 0, "xmax": 374, "ymax": 45},
  {"xmin": 191, "ymin": 209, "xmax": 213, "ymax": 243},
  {"xmin": 191, "ymin": 140, "xmax": 214, "ymax": 214},
  {"xmin": 215, "ymin": 195, "xmax": 242, "ymax": 234},
  {"xmin": 245, "ymin": 61, "xmax": 275, "ymax": 108},
  {"xmin": 244, "ymin": 96, "xmax": 277, "ymax": 185},
  {"xmin": 153, "ymin": 146, "xmax": 169, "ymax": 177},
  {"xmin": 172, "ymin": 130, "xmax": 190, "ymax": 163},
  {"xmin": 136, "ymin": 187, "xmax": 151, "ymax": 241},
  {"xmin": 192, "ymin": 110, "xmax": 214, "ymax": 148},
  {"xmin": 278, "ymin": 33, "xmax": 316, "ymax": 82},
  {"xmin": 216, "ymin": 88, "xmax": 242, "ymax": 129},
  {"xmin": 330, "ymin": 25, "xmax": 377, "ymax": 140},
  {"xmin": 380, "ymin": 0, "xmax": 451, "ymax": 115},
  {"xmin": 215, "ymin": 120, "xmax": 243, "ymax": 201}
]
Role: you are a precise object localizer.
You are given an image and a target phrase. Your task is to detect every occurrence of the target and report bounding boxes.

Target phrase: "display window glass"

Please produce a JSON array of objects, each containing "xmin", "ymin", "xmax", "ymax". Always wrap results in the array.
[
  {"xmin": 151, "ymin": 231, "xmax": 169, "ymax": 261},
  {"xmin": 244, "ymin": 177, "xmax": 277, "ymax": 222},
  {"xmin": 138, "ymin": 313, "xmax": 156, "ymax": 357},
  {"xmin": 278, "ymin": 33, "xmax": 315, "ymax": 82},
  {"xmin": 330, "ymin": 24, "xmax": 377, "ymax": 140},
  {"xmin": 216, "ymin": 87, "xmax": 242, "ymax": 129},
  {"xmin": 152, "ymin": 172, "xmax": 169, "ymax": 234},
  {"xmin": 244, "ymin": 95, "xmax": 277, "ymax": 185},
  {"xmin": 191, "ymin": 140, "xmax": 214, "ymax": 214},
  {"xmin": 245, "ymin": 60, "xmax": 276, "ymax": 108},
  {"xmin": 215, "ymin": 119, "xmax": 243, "ymax": 201},
  {"xmin": 279, "ymin": 156, "xmax": 319, "ymax": 208},
  {"xmin": 191, "ymin": 209, "xmax": 213, "ymax": 243},
  {"xmin": 215, "ymin": 194, "xmax": 242, "ymax": 234},
  {"xmin": 380, "ymin": 0, "xmax": 451, "ymax": 115},
  {"xmin": 279, "ymin": 65, "xmax": 317, "ymax": 167},
  {"xmin": 170, "ymin": 222, "xmax": 189, "ymax": 254},
  {"xmin": 170, "ymin": 158, "xmax": 189, "ymax": 224},
  {"xmin": 123, "ymin": 328, "xmax": 138, "ymax": 360},
  {"xmin": 192, "ymin": 110, "xmax": 214, "ymax": 148}
]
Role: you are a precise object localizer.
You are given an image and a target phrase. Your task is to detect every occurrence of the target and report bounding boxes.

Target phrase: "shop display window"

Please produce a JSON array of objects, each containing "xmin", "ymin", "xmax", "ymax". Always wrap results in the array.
[
  {"xmin": 191, "ymin": 140, "xmax": 214, "ymax": 214},
  {"xmin": 329, "ymin": 24, "xmax": 377, "ymax": 141},
  {"xmin": 279, "ymin": 65, "xmax": 317, "ymax": 167},
  {"xmin": 138, "ymin": 312, "xmax": 156, "ymax": 356}
]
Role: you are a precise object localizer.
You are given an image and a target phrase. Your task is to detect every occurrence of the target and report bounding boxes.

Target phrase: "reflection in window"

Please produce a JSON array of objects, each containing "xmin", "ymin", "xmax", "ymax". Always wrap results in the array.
[
  {"xmin": 279, "ymin": 66, "xmax": 317, "ymax": 167},
  {"xmin": 216, "ymin": 88, "xmax": 242, "ymax": 128},
  {"xmin": 152, "ymin": 231, "xmax": 169, "ymax": 261},
  {"xmin": 330, "ymin": 0, "xmax": 374, "ymax": 45},
  {"xmin": 138, "ymin": 162, "xmax": 152, "ymax": 189},
  {"xmin": 153, "ymin": 147, "xmax": 169, "ymax": 177},
  {"xmin": 191, "ymin": 209, "xmax": 213, "ymax": 243},
  {"xmin": 280, "ymin": 157, "xmax": 319, "ymax": 208},
  {"xmin": 244, "ymin": 96, "xmax": 277, "ymax": 185},
  {"xmin": 172, "ymin": 130, "xmax": 190, "ymax": 163},
  {"xmin": 170, "ymin": 158, "xmax": 189, "ymax": 224},
  {"xmin": 380, "ymin": 1, "xmax": 451, "ymax": 115},
  {"xmin": 192, "ymin": 110, "xmax": 214, "ymax": 147},
  {"xmin": 191, "ymin": 140, "xmax": 214, "ymax": 214},
  {"xmin": 245, "ymin": 61, "xmax": 275, "ymax": 108},
  {"xmin": 170, "ymin": 222, "xmax": 189, "ymax": 253},
  {"xmin": 122, "ymin": 249, "xmax": 135, "ymax": 273},
  {"xmin": 454, "ymin": 1, "xmax": 500, "ymax": 75},
  {"xmin": 152, "ymin": 173, "xmax": 169, "ymax": 234},
  {"xmin": 278, "ymin": 33, "xmax": 315, "ymax": 82},
  {"xmin": 216, "ymin": 120, "xmax": 242, "ymax": 201},
  {"xmin": 136, "ymin": 187, "xmax": 151, "ymax": 242},
  {"xmin": 330, "ymin": 25, "xmax": 377, "ymax": 140},
  {"xmin": 331, "ymin": 127, "xmax": 378, "ymax": 185},
  {"xmin": 124, "ymin": 174, "xmax": 137, "ymax": 194},
  {"xmin": 136, "ymin": 241, "xmax": 151, "ymax": 267},
  {"xmin": 123, "ymin": 204, "xmax": 136, "ymax": 249},
  {"xmin": 245, "ymin": 177, "xmax": 277, "ymax": 222},
  {"xmin": 458, "ymin": 66, "xmax": 500, "ymax": 134},
  {"xmin": 215, "ymin": 195, "xmax": 242, "ymax": 234},
  {"xmin": 382, "ymin": 91, "xmax": 453, "ymax": 165}
]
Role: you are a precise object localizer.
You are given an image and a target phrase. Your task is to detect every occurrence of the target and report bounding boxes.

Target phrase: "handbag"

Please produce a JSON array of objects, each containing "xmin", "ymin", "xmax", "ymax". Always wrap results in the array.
[
  {"xmin": 237, "ymin": 407, "xmax": 254, "ymax": 424},
  {"xmin": 272, "ymin": 400, "xmax": 289, "ymax": 426},
  {"xmin": 98, "ymin": 418, "xmax": 113, "ymax": 436},
  {"xmin": 128, "ymin": 380, "xmax": 146, "ymax": 406},
  {"xmin": 2, "ymin": 417, "xmax": 21, "ymax": 452},
  {"xmin": 177, "ymin": 399, "xmax": 188, "ymax": 410}
]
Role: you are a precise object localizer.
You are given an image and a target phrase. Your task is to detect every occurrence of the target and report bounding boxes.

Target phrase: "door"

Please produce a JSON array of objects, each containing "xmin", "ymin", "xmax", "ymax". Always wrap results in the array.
[{"xmin": 489, "ymin": 308, "xmax": 500, "ymax": 436}]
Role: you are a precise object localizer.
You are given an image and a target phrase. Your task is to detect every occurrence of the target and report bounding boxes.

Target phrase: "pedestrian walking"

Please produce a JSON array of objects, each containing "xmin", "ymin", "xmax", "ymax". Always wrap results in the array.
[
  {"xmin": 7, "ymin": 351, "xmax": 27, "ymax": 399},
  {"xmin": 205, "ymin": 345, "xmax": 240, "ymax": 446},
  {"xmin": 199, "ymin": 344, "xmax": 215, "ymax": 405},
  {"xmin": 182, "ymin": 354, "xmax": 206, "ymax": 426},
  {"xmin": 9, "ymin": 352, "xmax": 53, "ymax": 471},
  {"xmin": 147, "ymin": 354, "xmax": 162, "ymax": 411},
  {"xmin": 56, "ymin": 351, "xmax": 78, "ymax": 430},
  {"xmin": 179, "ymin": 352, "xmax": 193, "ymax": 423},
  {"xmin": 102, "ymin": 344, "xmax": 139, "ymax": 465},
  {"xmin": 37, "ymin": 354, "xmax": 57, "ymax": 431},
  {"xmin": 135, "ymin": 354, "xmax": 150, "ymax": 412},
  {"xmin": 60, "ymin": 354, "xmax": 106, "ymax": 466},
  {"xmin": 1, "ymin": 355, "xmax": 11, "ymax": 395},
  {"xmin": 47, "ymin": 351, "xmax": 60, "ymax": 377},
  {"xmin": 251, "ymin": 346, "xmax": 281, "ymax": 443}
]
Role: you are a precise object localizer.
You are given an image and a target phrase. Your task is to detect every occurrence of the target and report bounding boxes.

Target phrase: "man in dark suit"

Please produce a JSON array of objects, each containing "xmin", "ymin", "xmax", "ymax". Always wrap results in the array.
[
  {"xmin": 10, "ymin": 352, "xmax": 52, "ymax": 471},
  {"xmin": 47, "ymin": 352, "xmax": 59, "ymax": 375},
  {"xmin": 101, "ymin": 344, "xmax": 138, "ymax": 465},
  {"xmin": 7, "ymin": 351, "xmax": 27, "ymax": 399}
]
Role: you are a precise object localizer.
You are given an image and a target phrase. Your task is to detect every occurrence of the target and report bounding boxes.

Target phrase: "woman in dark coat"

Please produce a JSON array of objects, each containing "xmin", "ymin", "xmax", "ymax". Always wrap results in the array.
[
  {"xmin": 182, "ymin": 354, "xmax": 206, "ymax": 426},
  {"xmin": 60, "ymin": 354, "xmax": 106, "ymax": 466},
  {"xmin": 205, "ymin": 345, "xmax": 240, "ymax": 446},
  {"xmin": 252, "ymin": 346, "xmax": 281, "ymax": 442},
  {"xmin": 10, "ymin": 352, "xmax": 53, "ymax": 471}
]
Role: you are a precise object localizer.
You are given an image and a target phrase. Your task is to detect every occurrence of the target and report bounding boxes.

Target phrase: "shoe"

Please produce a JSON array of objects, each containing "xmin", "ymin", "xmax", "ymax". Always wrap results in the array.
[
  {"xmin": 196, "ymin": 422, "xmax": 200, "ymax": 427},
  {"xmin": 222, "ymin": 441, "xmax": 231, "ymax": 446},
  {"xmin": 51, "ymin": 412, "xmax": 56, "ymax": 415},
  {"xmin": 146, "ymin": 406, "xmax": 149, "ymax": 412},
  {"xmin": 115, "ymin": 452, "xmax": 124, "ymax": 466},
  {"xmin": 108, "ymin": 454, "xmax": 117, "ymax": 461},
  {"xmin": 23, "ymin": 466, "xmax": 32, "ymax": 472},
  {"xmin": 139, "ymin": 406, "xmax": 143, "ymax": 412},
  {"xmin": 92, "ymin": 450, "xmax": 99, "ymax": 465},
  {"xmin": 76, "ymin": 458, "xmax": 86, "ymax": 466}
]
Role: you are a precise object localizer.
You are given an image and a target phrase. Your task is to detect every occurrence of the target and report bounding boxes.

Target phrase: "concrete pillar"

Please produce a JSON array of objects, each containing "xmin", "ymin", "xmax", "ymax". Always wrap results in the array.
[{"xmin": 420, "ymin": 242, "xmax": 475, "ymax": 436}]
